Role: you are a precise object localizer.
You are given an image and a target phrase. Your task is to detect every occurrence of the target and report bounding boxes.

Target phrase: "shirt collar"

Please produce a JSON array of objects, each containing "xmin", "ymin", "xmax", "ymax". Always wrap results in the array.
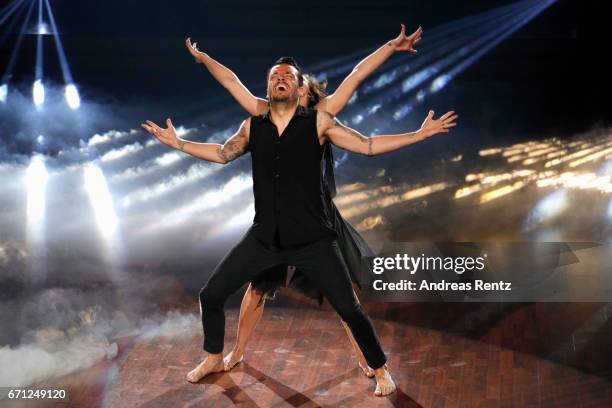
[{"xmin": 262, "ymin": 104, "xmax": 309, "ymax": 122}]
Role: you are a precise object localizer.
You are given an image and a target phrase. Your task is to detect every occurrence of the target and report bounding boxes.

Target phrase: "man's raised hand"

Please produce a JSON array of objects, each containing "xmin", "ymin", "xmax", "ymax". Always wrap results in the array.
[
  {"xmin": 185, "ymin": 37, "xmax": 206, "ymax": 63},
  {"xmin": 419, "ymin": 110, "xmax": 458, "ymax": 138},
  {"xmin": 141, "ymin": 119, "xmax": 182, "ymax": 150},
  {"xmin": 392, "ymin": 24, "xmax": 423, "ymax": 53}
]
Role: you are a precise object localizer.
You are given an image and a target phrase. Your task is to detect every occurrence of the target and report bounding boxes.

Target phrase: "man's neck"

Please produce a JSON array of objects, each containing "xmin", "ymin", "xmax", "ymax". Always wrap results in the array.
[{"xmin": 269, "ymin": 99, "xmax": 299, "ymax": 122}]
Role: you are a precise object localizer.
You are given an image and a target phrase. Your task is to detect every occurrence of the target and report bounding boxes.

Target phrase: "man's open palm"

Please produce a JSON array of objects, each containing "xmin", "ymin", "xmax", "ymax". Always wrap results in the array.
[{"xmin": 141, "ymin": 119, "xmax": 179, "ymax": 149}]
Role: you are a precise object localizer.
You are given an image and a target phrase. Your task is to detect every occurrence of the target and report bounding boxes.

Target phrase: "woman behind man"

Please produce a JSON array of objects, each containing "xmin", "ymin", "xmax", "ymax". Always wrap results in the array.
[{"xmin": 186, "ymin": 24, "xmax": 422, "ymax": 395}]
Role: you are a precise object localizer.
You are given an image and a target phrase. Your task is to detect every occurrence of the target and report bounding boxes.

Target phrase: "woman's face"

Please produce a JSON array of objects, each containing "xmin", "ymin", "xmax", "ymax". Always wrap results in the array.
[{"xmin": 299, "ymin": 76, "xmax": 312, "ymax": 107}]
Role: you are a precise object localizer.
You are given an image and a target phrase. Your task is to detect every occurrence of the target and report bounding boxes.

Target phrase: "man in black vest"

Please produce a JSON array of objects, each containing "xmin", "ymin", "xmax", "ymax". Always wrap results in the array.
[{"xmin": 142, "ymin": 57, "xmax": 457, "ymax": 396}]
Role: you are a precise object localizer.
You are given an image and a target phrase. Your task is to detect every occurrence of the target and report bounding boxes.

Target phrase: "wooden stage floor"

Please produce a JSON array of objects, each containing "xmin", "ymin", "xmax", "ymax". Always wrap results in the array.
[{"xmin": 5, "ymin": 296, "xmax": 612, "ymax": 407}]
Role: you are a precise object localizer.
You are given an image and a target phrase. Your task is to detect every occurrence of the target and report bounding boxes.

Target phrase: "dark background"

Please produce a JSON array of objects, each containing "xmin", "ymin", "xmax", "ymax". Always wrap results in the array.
[{"xmin": 0, "ymin": 0, "xmax": 607, "ymax": 137}]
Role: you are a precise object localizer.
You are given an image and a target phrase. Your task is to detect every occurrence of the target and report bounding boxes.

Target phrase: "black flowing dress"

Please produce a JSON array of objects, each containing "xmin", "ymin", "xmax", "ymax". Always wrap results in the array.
[{"xmin": 250, "ymin": 141, "xmax": 374, "ymax": 304}]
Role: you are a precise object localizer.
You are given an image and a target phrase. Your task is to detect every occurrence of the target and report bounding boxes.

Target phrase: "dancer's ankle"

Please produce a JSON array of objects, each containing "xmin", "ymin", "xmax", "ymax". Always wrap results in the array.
[
  {"xmin": 374, "ymin": 364, "xmax": 389, "ymax": 375},
  {"xmin": 207, "ymin": 352, "xmax": 223, "ymax": 360}
]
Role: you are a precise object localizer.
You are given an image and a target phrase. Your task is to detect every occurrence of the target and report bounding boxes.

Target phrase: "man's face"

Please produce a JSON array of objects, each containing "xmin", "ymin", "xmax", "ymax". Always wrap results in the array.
[{"xmin": 267, "ymin": 64, "xmax": 302, "ymax": 103}]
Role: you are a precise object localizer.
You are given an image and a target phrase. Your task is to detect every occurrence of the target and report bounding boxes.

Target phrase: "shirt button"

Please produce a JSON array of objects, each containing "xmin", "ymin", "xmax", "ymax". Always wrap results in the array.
[
  {"xmin": 275, "ymin": 140, "xmax": 280, "ymax": 145},
  {"xmin": 275, "ymin": 173, "xmax": 280, "ymax": 178},
  {"xmin": 274, "ymin": 155, "xmax": 280, "ymax": 160}
]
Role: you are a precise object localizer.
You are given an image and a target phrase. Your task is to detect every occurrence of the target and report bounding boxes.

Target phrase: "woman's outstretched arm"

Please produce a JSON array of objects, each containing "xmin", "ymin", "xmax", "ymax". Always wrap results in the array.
[
  {"xmin": 186, "ymin": 38, "xmax": 269, "ymax": 116},
  {"xmin": 317, "ymin": 24, "xmax": 423, "ymax": 116}
]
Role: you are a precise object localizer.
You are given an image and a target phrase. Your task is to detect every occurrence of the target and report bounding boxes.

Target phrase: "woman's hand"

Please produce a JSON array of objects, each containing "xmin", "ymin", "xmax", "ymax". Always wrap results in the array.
[
  {"xmin": 185, "ymin": 37, "xmax": 207, "ymax": 63},
  {"xmin": 391, "ymin": 24, "xmax": 423, "ymax": 53},
  {"xmin": 419, "ymin": 110, "xmax": 458, "ymax": 138}
]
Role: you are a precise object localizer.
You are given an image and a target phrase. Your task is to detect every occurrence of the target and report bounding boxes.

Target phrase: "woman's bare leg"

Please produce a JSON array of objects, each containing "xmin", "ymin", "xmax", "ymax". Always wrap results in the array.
[
  {"xmin": 223, "ymin": 283, "xmax": 266, "ymax": 371},
  {"xmin": 340, "ymin": 320, "xmax": 375, "ymax": 378}
]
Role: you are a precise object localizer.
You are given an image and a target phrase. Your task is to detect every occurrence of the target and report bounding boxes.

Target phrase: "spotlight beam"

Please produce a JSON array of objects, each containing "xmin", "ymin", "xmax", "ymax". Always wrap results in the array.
[
  {"xmin": 35, "ymin": 0, "xmax": 43, "ymax": 81},
  {"xmin": 32, "ymin": 0, "xmax": 45, "ymax": 106},
  {"xmin": 307, "ymin": 0, "xmax": 531, "ymax": 78},
  {"xmin": 43, "ymin": 0, "xmax": 73, "ymax": 84},
  {"xmin": 26, "ymin": 155, "xmax": 48, "ymax": 226},
  {"xmin": 79, "ymin": 1, "xmax": 542, "ymax": 164},
  {"xmin": 1, "ymin": 0, "xmax": 35, "ymax": 85},
  {"xmin": 321, "ymin": 0, "xmax": 529, "ymax": 81},
  {"xmin": 84, "ymin": 164, "xmax": 119, "ymax": 241},
  {"xmin": 356, "ymin": 3, "xmax": 526, "ymax": 100},
  {"xmin": 0, "ymin": 0, "xmax": 28, "ymax": 48},
  {"xmin": 0, "ymin": 0, "xmax": 25, "ymax": 27},
  {"xmin": 429, "ymin": 0, "xmax": 557, "ymax": 94},
  {"xmin": 43, "ymin": 0, "xmax": 80, "ymax": 108},
  {"xmin": 356, "ymin": 0, "xmax": 556, "ymax": 121},
  {"xmin": 358, "ymin": 3, "xmax": 535, "ymax": 120}
]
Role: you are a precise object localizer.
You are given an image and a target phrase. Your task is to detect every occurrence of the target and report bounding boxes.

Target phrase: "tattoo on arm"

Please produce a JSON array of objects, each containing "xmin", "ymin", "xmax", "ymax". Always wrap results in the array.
[
  {"xmin": 218, "ymin": 121, "xmax": 249, "ymax": 163},
  {"xmin": 322, "ymin": 111, "xmax": 374, "ymax": 156},
  {"xmin": 217, "ymin": 146, "xmax": 230, "ymax": 162},
  {"xmin": 177, "ymin": 139, "xmax": 187, "ymax": 151}
]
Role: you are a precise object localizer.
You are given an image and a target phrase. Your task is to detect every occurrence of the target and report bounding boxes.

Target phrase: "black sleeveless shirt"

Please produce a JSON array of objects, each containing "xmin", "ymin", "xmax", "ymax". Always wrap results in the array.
[{"xmin": 248, "ymin": 105, "xmax": 337, "ymax": 248}]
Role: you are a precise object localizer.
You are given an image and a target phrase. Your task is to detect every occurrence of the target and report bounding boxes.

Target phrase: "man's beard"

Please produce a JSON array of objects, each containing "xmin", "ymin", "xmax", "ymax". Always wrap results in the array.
[
  {"xmin": 270, "ymin": 95, "xmax": 290, "ymax": 103},
  {"xmin": 270, "ymin": 92, "xmax": 298, "ymax": 106}
]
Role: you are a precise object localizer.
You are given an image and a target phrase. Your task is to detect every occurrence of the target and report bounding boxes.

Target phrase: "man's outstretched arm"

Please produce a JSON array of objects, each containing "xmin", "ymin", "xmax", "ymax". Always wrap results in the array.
[
  {"xmin": 317, "ymin": 110, "xmax": 457, "ymax": 156},
  {"xmin": 141, "ymin": 117, "xmax": 251, "ymax": 164}
]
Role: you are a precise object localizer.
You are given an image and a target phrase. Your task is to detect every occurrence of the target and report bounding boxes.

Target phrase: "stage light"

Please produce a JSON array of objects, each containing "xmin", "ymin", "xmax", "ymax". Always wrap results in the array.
[
  {"xmin": 34, "ymin": 0, "xmax": 44, "ymax": 105},
  {"xmin": 528, "ymin": 189, "xmax": 568, "ymax": 225},
  {"xmin": 83, "ymin": 164, "xmax": 118, "ymax": 240},
  {"xmin": 402, "ymin": 69, "xmax": 435, "ymax": 93},
  {"xmin": 119, "ymin": 163, "xmax": 222, "ymax": 208},
  {"xmin": 37, "ymin": 21, "xmax": 48, "ymax": 34},
  {"xmin": 140, "ymin": 175, "xmax": 252, "ymax": 232},
  {"xmin": 430, "ymin": 74, "xmax": 451, "ymax": 93},
  {"xmin": 64, "ymin": 83, "xmax": 80, "ymax": 109},
  {"xmin": 155, "ymin": 152, "xmax": 181, "ymax": 167},
  {"xmin": 2, "ymin": 0, "xmax": 34, "ymax": 102},
  {"xmin": 480, "ymin": 180, "xmax": 528, "ymax": 204},
  {"xmin": 44, "ymin": 0, "xmax": 81, "ymax": 108},
  {"xmin": 393, "ymin": 104, "xmax": 413, "ymax": 121},
  {"xmin": 0, "ymin": 83, "xmax": 7, "ymax": 102},
  {"xmin": 32, "ymin": 79, "xmax": 44, "ymax": 106},
  {"xmin": 340, "ymin": 182, "xmax": 450, "ymax": 218},
  {"xmin": 210, "ymin": 203, "xmax": 255, "ymax": 237}
]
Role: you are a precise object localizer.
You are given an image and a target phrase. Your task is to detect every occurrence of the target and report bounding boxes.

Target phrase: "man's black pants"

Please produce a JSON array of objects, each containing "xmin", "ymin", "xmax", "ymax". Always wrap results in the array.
[{"xmin": 198, "ymin": 229, "xmax": 387, "ymax": 369}]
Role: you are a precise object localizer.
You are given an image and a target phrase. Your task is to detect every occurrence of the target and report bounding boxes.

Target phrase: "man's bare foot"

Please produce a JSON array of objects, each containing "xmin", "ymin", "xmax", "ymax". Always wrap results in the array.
[
  {"xmin": 359, "ymin": 362, "xmax": 375, "ymax": 378},
  {"xmin": 223, "ymin": 349, "xmax": 244, "ymax": 371},
  {"xmin": 374, "ymin": 365, "xmax": 396, "ymax": 396},
  {"xmin": 186, "ymin": 353, "xmax": 224, "ymax": 383}
]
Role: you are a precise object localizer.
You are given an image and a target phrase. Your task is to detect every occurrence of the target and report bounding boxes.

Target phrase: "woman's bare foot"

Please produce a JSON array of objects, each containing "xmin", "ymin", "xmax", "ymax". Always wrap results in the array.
[
  {"xmin": 359, "ymin": 362, "xmax": 375, "ymax": 378},
  {"xmin": 186, "ymin": 353, "xmax": 224, "ymax": 383},
  {"xmin": 374, "ymin": 365, "xmax": 396, "ymax": 396},
  {"xmin": 223, "ymin": 349, "xmax": 244, "ymax": 371}
]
